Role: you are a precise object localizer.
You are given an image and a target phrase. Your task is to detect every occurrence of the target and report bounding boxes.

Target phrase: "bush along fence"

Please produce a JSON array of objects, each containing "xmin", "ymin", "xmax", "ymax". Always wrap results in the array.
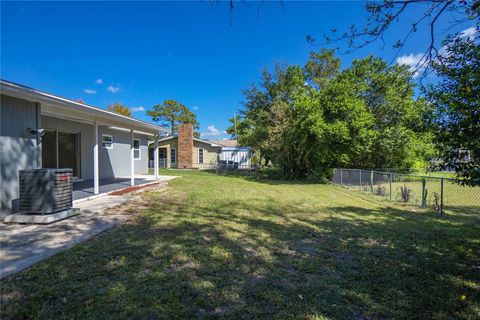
[{"xmin": 332, "ymin": 169, "xmax": 480, "ymax": 214}]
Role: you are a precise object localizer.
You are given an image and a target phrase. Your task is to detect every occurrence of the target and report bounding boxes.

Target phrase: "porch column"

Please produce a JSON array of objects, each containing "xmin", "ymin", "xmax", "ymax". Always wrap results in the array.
[
  {"xmin": 93, "ymin": 120, "xmax": 99, "ymax": 194},
  {"xmin": 130, "ymin": 129, "xmax": 135, "ymax": 186},
  {"xmin": 154, "ymin": 133, "xmax": 159, "ymax": 180}
]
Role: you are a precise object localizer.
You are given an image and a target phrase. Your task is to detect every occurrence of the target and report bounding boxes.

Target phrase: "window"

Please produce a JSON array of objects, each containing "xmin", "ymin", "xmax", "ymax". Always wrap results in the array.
[
  {"xmin": 102, "ymin": 135, "xmax": 113, "ymax": 149},
  {"xmin": 133, "ymin": 139, "xmax": 140, "ymax": 160},
  {"xmin": 198, "ymin": 148, "xmax": 204, "ymax": 164},
  {"xmin": 170, "ymin": 148, "xmax": 176, "ymax": 164}
]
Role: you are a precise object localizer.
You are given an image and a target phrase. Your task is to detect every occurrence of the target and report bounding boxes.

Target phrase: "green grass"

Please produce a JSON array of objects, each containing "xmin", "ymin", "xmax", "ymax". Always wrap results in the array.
[{"xmin": 1, "ymin": 170, "xmax": 479, "ymax": 319}]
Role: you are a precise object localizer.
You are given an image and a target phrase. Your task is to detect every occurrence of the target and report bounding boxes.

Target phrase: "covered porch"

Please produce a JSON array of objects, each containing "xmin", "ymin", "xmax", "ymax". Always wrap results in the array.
[{"xmin": 73, "ymin": 175, "xmax": 169, "ymax": 201}]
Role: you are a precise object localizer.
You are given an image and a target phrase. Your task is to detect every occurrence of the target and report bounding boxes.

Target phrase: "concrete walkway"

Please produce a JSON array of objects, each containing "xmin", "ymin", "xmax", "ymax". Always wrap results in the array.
[{"xmin": 0, "ymin": 196, "xmax": 133, "ymax": 280}]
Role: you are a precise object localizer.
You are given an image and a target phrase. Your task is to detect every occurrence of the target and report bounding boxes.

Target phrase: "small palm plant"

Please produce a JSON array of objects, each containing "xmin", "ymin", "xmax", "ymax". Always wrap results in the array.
[
  {"xmin": 397, "ymin": 184, "xmax": 413, "ymax": 202},
  {"xmin": 375, "ymin": 185, "xmax": 387, "ymax": 196}
]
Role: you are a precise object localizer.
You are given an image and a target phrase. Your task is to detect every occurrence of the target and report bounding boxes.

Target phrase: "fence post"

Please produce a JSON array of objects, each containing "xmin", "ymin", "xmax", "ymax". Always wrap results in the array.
[
  {"xmin": 340, "ymin": 169, "xmax": 343, "ymax": 186},
  {"xmin": 421, "ymin": 179, "xmax": 427, "ymax": 208},
  {"xmin": 359, "ymin": 169, "xmax": 362, "ymax": 191},
  {"xmin": 370, "ymin": 170, "xmax": 374, "ymax": 193},
  {"xmin": 389, "ymin": 172, "xmax": 393, "ymax": 202},
  {"xmin": 440, "ymin": 178, "xmax": 444, "ymax": 214}
]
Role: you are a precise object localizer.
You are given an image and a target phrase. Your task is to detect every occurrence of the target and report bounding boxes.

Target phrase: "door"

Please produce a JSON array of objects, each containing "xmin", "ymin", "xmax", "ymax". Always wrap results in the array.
[
  {"xmin": 42, "ymin": 130, "xmax": 80, "ymax": 178},
  {"xmin": 159, "ymin": 148, "xmax": 167, "ymax": 167},
  {"xmin": 58, "ymin": 132, "xmax": 79, "ymax": 178}
]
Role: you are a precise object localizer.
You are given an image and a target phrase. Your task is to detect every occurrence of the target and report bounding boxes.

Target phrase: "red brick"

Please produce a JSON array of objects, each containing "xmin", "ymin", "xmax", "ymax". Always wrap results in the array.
[{"xmin": 178, "ymin": 123, "xmax": 193, "ymax": 169}]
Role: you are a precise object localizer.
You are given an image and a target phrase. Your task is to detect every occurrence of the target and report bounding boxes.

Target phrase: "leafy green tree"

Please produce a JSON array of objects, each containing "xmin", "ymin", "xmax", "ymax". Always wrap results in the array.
[
  {"xmin": 338, "ymin": 56, "xmax": 435, "ymax": 170},
  {"xmin": 107, "ymin": 102, "xmax": 131, "ymax": 117},
  {"xmin": 147, "ymin": 100, "xmax": 200, "ymax": 137},
  {"xmin": 304, "ymin": 48, "xmax": 340, "ymax": 89},
  {"xmin": 426, "ymin": 36, "xmax": 480, "ymax": 186},
  {"xmin": 229, "ymin": 50, "xmax": 435, "ymax": 180}
]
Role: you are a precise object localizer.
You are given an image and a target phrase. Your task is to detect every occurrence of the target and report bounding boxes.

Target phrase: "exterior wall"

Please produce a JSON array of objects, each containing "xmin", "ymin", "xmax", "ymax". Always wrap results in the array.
[
  {"xmin": 178, "ymin": 123, "xmax": 193, "ymax": 169},
  {"xmin": 219, "ymin": 147, "xmax": 253, "ymax": 167},
  {"xmin": 193, "ymin": 141, "xmax": 220, "ymax": 169},
  {"xmin": 99, "ymin": 128, "xmax": 149, "ymax": 177},
  {"xmin": 157, "ymin": 139, "xmax": 179, "ymax": 168},
  {"xmin": 1, "ymin": 95, "xmax": 41, "ymax": 217},
  {"xmin": 41, "ymin": 119, "xmax": 150, "ymax": 179},
  {"xmin": 156, "ymin": 138, "xmax": 220, "ymax": 169}
]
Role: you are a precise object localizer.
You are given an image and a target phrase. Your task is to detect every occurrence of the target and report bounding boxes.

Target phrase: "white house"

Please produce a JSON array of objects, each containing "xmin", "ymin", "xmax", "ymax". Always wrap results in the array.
[{"xmin": 0, "ymin": 80, "xmax": 169, "ymax": 217}]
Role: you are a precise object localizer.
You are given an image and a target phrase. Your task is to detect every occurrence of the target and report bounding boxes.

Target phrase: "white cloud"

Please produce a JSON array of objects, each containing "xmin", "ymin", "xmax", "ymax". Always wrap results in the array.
[
  {"xmin": 396, "ymin": 53, "xmax": 424, "ymax": 68},
  {"xmin": 201, "ymin": 125, "xmax": 223, "ymax": 137},
  {"xmin": 439, "ymin": 26, "xmax": 478, "ymax": 58},
  {"xmin": 84, "ymin": 89, "xmax": 96, "ymax": 94},
  {"xmin": 396, "ymin": 53, "xmax": 426, "ymax": 77},
  {"xmin": 193, "ymin": 106, "xmax": 199, "ymax": 111},
  {"xmin": 107, "ymin": 85, "xmax": 121, "ymax": 93},
  {"xmin": 459, "ymin": 26, "xmax": 477, "ymax": 40},
  {"xmin": 395, "ymin": 26, "xmax": 477, "ymax": 78},
  {"xmin": 131, "ymin": 106, "xmax": 145, "ymax": 112},
  {"xmin": 95, "ymin": 78, "xmax": 103, "ymax": 85},
  {"xmin": 207, "ymin": 125, "xmax": 218, "ymax": 133}
]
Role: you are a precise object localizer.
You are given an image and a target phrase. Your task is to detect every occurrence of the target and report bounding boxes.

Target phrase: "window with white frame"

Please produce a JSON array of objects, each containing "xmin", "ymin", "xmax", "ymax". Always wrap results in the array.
[
  {"xmin": 133, "ymin": 139, "xmax": 140, "ymax": 160},
  {"xmin": 102, "ymin": 134, "xmax": 113, "ymax": 149},
  {"xmin": 198, "ymin": 148, "xmax": 204, "ymax": 164},
  {"xmin": 170, "ymin": 148, "xmax": 176, "ymax": 164}
]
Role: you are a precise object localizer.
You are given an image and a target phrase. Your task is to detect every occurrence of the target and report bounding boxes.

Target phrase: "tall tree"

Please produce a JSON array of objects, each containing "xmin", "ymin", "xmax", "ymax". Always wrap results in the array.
[
  {"xmin": 229, "ymin": 51, "xmax": 435, "ymax": 179},
  {"xmin": 107, "ymin": 102, "xmax": 131, "ymax": 117},
  {"xmin": 426, "ymin": 36, "xmax": 480, "ymax": 185},
  {"xmin": 147, "ymin": 100, "xmax": 200, "ymax": 137},
  {"xmin": 304, "ymin": 48, "xmax": 341, "ymax": 90}
]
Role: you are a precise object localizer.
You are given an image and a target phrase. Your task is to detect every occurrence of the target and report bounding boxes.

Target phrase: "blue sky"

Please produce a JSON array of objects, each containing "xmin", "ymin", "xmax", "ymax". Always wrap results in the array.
[{"xmin": 1, "ymin": 1, "xmax": 475, "ymax": 139}]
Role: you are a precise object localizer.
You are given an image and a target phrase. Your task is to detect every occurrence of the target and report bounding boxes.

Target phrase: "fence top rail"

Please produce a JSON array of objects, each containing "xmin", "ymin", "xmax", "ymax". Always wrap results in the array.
[{"xmin": 336, "ymin": 168, "xmax": 453, "ymax": 182}]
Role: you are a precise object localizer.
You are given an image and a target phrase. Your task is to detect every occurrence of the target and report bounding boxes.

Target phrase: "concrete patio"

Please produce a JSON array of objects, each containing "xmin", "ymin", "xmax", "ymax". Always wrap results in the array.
[
  {"xmin": 73, "ymin": 175, "xmax": 169, "ymax": 201},
  {"xmin": 0, "ymin": 176, "xmax": 176, "ymax": 279}
]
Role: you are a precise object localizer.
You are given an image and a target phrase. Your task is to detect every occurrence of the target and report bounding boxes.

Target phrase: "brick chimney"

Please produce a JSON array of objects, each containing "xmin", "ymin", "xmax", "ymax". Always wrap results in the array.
[{"xmin": 177, "ymin": 123, "xmax": 194, "ymax": 169}]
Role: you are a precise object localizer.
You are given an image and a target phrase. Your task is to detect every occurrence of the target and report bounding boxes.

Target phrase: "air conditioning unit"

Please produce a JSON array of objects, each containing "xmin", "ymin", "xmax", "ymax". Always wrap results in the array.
[{"xmin": 19, "ymin": 169, "xmax": 73, "ymax": 214}]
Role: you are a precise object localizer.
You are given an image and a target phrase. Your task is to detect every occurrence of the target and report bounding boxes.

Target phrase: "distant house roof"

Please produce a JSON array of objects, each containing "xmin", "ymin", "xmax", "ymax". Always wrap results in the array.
[
  {"xmin": 209, "ymin": 139, "xmax": 238, "ymax": 147},
  {"xmin": 152, "ymin": 135, "xmax": 221, "ymax": 147}
]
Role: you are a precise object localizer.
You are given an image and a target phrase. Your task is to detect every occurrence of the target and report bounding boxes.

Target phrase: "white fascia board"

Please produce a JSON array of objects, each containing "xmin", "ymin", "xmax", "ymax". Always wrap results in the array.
[{"xmin": 108, "ymin": 126, "xmax": 155, "ymax": 136}]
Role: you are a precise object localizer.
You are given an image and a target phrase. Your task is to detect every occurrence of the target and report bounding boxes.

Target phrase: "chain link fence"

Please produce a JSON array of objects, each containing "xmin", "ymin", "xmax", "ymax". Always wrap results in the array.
[{"xmin": 332, "ymin": 168, "xmax": 480, "ymax": 214}]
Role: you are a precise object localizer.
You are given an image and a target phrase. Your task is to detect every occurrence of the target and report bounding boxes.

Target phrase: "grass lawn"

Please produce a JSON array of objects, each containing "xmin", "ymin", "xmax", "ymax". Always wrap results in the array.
[{"xmin": 1, "ymin": 170, "xmax": 479, "ymax": 319}]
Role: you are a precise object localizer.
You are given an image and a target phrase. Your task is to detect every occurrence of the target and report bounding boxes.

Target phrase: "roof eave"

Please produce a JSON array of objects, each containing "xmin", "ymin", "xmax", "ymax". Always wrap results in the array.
[{"xmin": 0, "ymin": 80, "xmax": 170, "ymax": 134}]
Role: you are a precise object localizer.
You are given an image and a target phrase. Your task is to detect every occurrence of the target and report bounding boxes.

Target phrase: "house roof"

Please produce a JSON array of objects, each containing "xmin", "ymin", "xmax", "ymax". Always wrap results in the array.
[
  {"xmin": 208, "ymin": 139, "xmax": 238, "ymax": 147},
  {"xmin": 154, "ymin": 135, "xmax": 222, "ymax": 147},
  {"xmin": 0, "ymin": 79, "xmax": 169, "ymax": 135}
]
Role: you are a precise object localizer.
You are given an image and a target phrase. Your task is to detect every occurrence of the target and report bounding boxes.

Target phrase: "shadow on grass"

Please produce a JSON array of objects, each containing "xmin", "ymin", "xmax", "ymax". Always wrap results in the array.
[{"xmin": 1, "ymin": 188, "xmax": 479, "ymax": 319}]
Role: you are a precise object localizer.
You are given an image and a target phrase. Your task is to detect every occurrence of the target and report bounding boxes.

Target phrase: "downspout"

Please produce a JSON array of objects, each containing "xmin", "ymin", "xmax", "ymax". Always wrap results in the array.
[{"xmin": 35, "ymin": 102, "xmax": 41, "ymax": 168}]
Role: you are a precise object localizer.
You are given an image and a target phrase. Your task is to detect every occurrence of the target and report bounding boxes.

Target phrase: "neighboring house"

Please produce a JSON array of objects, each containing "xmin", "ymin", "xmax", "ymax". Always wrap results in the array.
[
  {"xmin": 0, "ymin": 80, "xmax": 169, "ymax": 217},
  {"xmin": 149, "ymin": 130, "xmax": 253, "ymax": 170},
  {"xmin": 149, "ymin": 123, "xmax": 221, "ymax": 169},
  {"xmin": 210, "ymin": 139, "xmax": 253, "ymax": 169}
]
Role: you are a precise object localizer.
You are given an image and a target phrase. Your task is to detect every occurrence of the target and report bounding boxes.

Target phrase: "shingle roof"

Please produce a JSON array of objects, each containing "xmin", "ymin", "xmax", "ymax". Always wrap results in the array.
[{"xmin": 208, "ymin": 139, "xmax": 238, "ymax": 147}]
